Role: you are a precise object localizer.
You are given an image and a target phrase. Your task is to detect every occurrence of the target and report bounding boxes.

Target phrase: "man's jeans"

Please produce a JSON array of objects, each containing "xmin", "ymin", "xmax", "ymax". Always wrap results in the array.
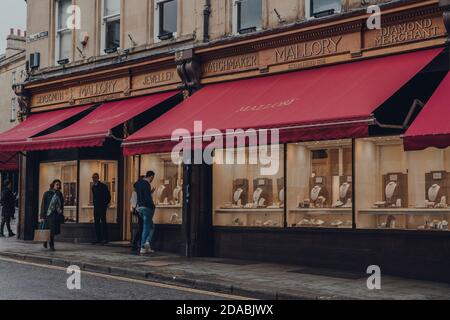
[{"xmin": 137, "ymin": 207, "xmax": 155, "ymax": 249}]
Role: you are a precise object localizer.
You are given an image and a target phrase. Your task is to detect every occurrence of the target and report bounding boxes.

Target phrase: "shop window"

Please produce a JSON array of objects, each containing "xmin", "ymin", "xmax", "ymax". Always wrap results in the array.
[
  {"xmin": 139, "ymin": 154, "xmax": 184, "ymax": 225},
  {"xmin": 79, "ymin": 161, "xmax": 118, "ymax": 224},
  {"xmin": 233, "ymin": 0, "xmax": 262, "ymax": 34},
  {"xmin": 102, "ymin": 0, "xmax": 121, "ymax": 53},
  {"xmin": 39, "ymin": 161, "xmax": 78, "ymax": 223},
  {"xmin": 308, "ymin": 0, "xmax": 341, "ymax": 18},
  {"xmin": 287, "ymin": 140, "xmax": 353, "ymax": 228},
  {"xmin": 10, "ymin": 98, "xmax": 16, "ymax": 122},
  {"xmin": 356, "ymin": 137, "xmax": 450, "ymax": 231},
  {"xmin": 155, "ymin": 0, "xmax": 178, "ymax": 41},
  {"xmin": 213, "ymin": 146, "xmax": 285, "ymax": 228},
  {"xmin": 55, "ymin": 0, "xmax": 73, "ymax": 62}
]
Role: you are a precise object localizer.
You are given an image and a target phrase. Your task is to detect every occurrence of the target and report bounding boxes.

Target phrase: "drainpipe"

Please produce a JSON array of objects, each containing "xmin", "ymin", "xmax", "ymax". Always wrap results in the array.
[
  {"xmin": 203, "ymin": 0, "xmax": 211, "ymax": 42},
  {"xmin": 440, "ymin": 0, "xmax": 450, "ymax": 65}
]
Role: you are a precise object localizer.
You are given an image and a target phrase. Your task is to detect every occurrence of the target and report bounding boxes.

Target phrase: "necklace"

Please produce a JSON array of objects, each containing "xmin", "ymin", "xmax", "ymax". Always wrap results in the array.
[
  {"xmin": 310, "ymin": 185, "xmax": 322, "ymax": 201},
  {"xmin": 385, "ymin": 182, "xmax": 397, "ymax": 200},
  {"xmin": 234, "ymin": 188, "xmax": 244, "ymax": 203},
  {"xmin": 279, "ymin": 188, "xmax": 285, "ymax": 202},
  {"xmin": 157, "ymin": 185, "xmax": 166, "ymax": 202},
  {"xmin": 428, "ymin": 184, "xmax": 440, "ymax": 202},
  {"xmin": 339, "ymin": 182, "xmax": 350, "ymax": 199},
  {"xmin": 173, "ymin": 186, "xmax": 182, "ymax": 201}
]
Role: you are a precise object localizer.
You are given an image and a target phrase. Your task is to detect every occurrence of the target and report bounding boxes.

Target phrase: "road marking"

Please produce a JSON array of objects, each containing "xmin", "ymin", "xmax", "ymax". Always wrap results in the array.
[{"xmin": 0, "ymin": 256, "xmax": 254, "ymax": 300}]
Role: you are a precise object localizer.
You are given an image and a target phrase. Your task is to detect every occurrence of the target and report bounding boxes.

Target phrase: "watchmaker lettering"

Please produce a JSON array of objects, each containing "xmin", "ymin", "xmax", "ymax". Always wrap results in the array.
[
  {"xmin": 275, "ymin": 36, "xmax": 342, "ymax": 63},
  {"xmin": 79, "ymin": 80, "xmax": 119, "ymax": 98},
  {"xmin": 36, "ymin": 90, "xmax": 67, "ymax": 105},
  {"xmin": 375, "ymin": 19, "xmax": 439, "ymax": 46},
  {"xmin": 203, "ymin": 54, "xmax": 258, "ymax": 75},
  {"xmin": 142, "ymin": 71, "xmax": 174, "ymax": 86},
  {"xmin": 237, "ymin": 98, "xmax": 299, "ymax": 113}
]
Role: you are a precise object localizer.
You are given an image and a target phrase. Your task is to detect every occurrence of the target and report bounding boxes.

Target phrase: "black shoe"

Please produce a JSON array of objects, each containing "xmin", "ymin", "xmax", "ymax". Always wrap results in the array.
[
  {"xmin": 49, "ymin": 247, "xmax": 56, "ymax": 252},
  {"xmin": 8, "ymin": 233, "xmax": 15, "ymax": 237},
  {"xmin": 43, "ymin": 242, "xmax": 48, "ymax": 249},
  {"xmin": 101, "ymin": 240, "xmax": 109, "ymax": 245}
]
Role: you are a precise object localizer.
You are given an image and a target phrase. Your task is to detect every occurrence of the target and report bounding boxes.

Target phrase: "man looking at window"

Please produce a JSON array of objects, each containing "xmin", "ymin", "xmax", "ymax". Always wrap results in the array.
[
  {"xmin": 134, "ymin": 171, "xmax": 156, "ymax": 255},
  {"xmin": 92, "ymin": 173, "xmax": 111, "ymax": 245}
]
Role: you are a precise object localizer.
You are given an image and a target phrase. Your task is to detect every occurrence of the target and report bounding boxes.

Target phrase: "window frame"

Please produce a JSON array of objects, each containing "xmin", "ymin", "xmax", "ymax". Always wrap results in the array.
[
  {"xmin": 55, "ymin": 0, "xmax": 73, "ymax": 64},
  {"xmin": 232, "ymin": 0, "xmax": 263, "ymax": 35},
  {"xmin": 307, "ymin": 0, "xmax": 342, "ymax": 18},
  {"xmin": 154, "ymin": 0, "xmax": 178, "ymax": 43},
  {"xmin": 101, "ymin": 0, "xmax": 121, "ymax": 54}
]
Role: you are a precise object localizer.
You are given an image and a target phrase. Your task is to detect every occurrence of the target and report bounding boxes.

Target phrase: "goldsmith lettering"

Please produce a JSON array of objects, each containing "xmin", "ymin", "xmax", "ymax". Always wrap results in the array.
[
  {"xmin": 79, "ymin": 80, "xmax": 119, "ymax": 98},
  {"xmin": 36, "ymin": 90, "xmax": 66, "ymax": 104},
  {"xmin": 204, "ymin": 54, "xmax": 258, "ymax": 74},
  {"xmin": 375, "ymin": 19, "xmax": 439, "ymax": 46},
  {"xmin": 275, "ymin": 37, "xmax": 342, "ymax": 63}
]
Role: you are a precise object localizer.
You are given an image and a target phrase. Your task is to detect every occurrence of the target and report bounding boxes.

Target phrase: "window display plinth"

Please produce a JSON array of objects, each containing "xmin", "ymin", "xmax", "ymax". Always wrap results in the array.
[
  {"xmin": 154, "ymin": 205, "xmax": 183, "ymax": 225},
  {"xmin": 215, "ymin": 208, "xmax": 283, "ymax": 227},
  {"xmin": 289, "ymin": 208, "xmax": 352, "ymax": 228}
]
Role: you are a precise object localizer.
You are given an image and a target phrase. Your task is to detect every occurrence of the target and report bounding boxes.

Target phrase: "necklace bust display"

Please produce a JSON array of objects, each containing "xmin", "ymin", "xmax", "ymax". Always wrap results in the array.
[
  {"xmin": 279, "ymin": 188, "xmax": 284, "ymax": 204},
  {"xmin": 253, "ymin": 188, "xmax": 263, "ymax": 205},
  {"xmin": 234, "ymin": 188, "xmax": 244, "ymax": 204},
  {"xmin": 156, "ymin": 185, "xmax": 166, "ymax": 203},
  {"xmin": 385, "ymin": 181, "xmax": 397, "ymax": 201},
  {"xmin": 428, "ymin": 184, "xmax": 441, "ymax": 202},
  {"xmin": 310, "ymin": 185, "xmax": 322, "ymax": 202},
  {"xmin": 173, "ymin": 185, "xmax": 182, "ymax": 203},
  {"xmin": 339, "ymin": 182, "xmax": 350, "ymax": 200}
]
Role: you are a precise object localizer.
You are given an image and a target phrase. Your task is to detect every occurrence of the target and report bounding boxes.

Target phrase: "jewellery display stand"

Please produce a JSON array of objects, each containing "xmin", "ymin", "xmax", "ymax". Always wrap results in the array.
[
  {"xmin": 152, "ymin": 158, "xmax": 183, "ymax": 225},
  {"xmin": 308, "ymin": 176, "xmax": 329, "ymax": 208},
  {"xmin": 232, "ymin": 179, "xmax": 249, "ymax": 207},
  {"xmin": 277, "ymin": 177, "xmax": 285, "ymax": 208},
  {"xmin": 252, "ymin": 178, "xmax": 273, "ymax": 208},
  {"xmin": 382, "ymin": 173, "xmax": 408, "ymax": 208},
  {"xmin": 424, "ymin": 171, "xmax": 448, "ymax": 208}
]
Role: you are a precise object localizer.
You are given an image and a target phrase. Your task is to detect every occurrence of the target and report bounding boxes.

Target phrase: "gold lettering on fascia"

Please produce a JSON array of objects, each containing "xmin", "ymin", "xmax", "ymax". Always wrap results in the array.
[
  {"xmin": 142, "ymin": 71, "xmax": 175, "ymax": 86},
  {"xmin": 275, "ymin": 37, "xmax": 343, "ymax": 63},
  {"xmin": 375, "ymin": 19, "xmax": 439, "ymax": 46},
  {"xmin": 236, "ymin": 98, "xmax": 299, "ymax": 113},
  {"xmin": 79, "ymin": 79, "xmax": 119, "ymax": 98},
  {"xmin": 36, "ymin": 90, "xmax": 67, "ymax": 105},
  {"xmin": 203, "ymin": 54, "xmax": 258, "ymax": 74}
]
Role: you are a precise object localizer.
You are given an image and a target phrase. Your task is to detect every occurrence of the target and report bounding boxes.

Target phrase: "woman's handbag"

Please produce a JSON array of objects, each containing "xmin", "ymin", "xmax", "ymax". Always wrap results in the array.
[{"xmin": 34, "ymin": 221, "xmax": 51, "ymax": 243}]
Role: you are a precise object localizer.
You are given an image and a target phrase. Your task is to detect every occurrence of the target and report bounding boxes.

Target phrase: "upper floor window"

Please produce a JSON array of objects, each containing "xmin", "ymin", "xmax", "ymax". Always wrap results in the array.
[
  {"xmin": 10, "ymin": 98, "xmax": 16, "ymax": 122},
  {"xmin": 308, "ymin": 0, "xmax": 341, "ymax": 18},
  {"xmin": 155, "ymin": 0, "xmax": 178, "ymax": 41},
  {"xmin": 102, "ymin": 0, "xmax": 121, "ymax": 53},
  {"xmin": 55, "ymin": 0, "xmax": 73, "ymax": 62},
  {"xmin": 234, "ymin": 0, "xmax": 262, "ymax": 34}
]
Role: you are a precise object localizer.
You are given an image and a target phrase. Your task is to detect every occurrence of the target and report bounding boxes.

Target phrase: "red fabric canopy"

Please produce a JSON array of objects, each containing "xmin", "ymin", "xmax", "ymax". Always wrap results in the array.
[
  {"xmin": 0, "ymin": 152, "xmax": 18, "ymax": 171},
  {"xmin": 404, "ymin": 72, "xmax": 450, "ymax": 151},
  {"xmin": 21, "ymin": 92, "xmax": 178, "ymax": 151},
  {"xmin": 0, "ymin": 105, "xmax": 93, "ymax": 152},
  {"xmin": 123, "ymin": 48, "xmax": 443, "ymax": 156}
]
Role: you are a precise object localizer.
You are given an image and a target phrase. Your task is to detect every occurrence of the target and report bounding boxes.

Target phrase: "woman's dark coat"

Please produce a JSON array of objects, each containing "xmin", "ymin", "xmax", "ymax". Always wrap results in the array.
[
  {"xmin": 40, "ymin": 190, "xmax": 64, "ymax": 235},
  {"xmin": 1, "ymin": 187, "xmax": 16, "ymax": 218}
]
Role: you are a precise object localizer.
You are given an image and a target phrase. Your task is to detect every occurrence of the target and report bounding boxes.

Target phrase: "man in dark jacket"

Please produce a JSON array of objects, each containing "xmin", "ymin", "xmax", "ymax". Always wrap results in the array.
[
  {"xmin": 134, "ymin": 171, "xmax": 156, "ymax": 255},
  {"xmin": 92, "ymin": 173, "xmax": 111, "ymax": 245},
  {"xmin": 0, "ymin": 180, "xmax": 16, "ymax": 237}
]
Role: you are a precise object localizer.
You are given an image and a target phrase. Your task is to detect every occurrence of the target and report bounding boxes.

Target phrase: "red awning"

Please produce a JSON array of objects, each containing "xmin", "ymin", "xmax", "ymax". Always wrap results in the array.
[
  {"xmin": 404, "ymin": 72, "xmax": 450, "ymax": 151},
  {"xmin": 123, "ymin": 48, "xmax": 443, "ymax": 155},
  {"xmin": 0, "ymin": 105, "xmax": 93, "ymax": 152},
  {"xmin": 0, "ymin": 152, "xmax": 18, "ymax": 171},
  {"xmin": 21, "ymin": 92, "xmax": 178, "ymax": 151}
]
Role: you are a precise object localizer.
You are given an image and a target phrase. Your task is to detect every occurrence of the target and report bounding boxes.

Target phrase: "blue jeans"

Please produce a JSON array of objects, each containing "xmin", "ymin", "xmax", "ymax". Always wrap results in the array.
[{"xmin": 137, "ymin": 207, "xmax": 155, "ymax": 249}]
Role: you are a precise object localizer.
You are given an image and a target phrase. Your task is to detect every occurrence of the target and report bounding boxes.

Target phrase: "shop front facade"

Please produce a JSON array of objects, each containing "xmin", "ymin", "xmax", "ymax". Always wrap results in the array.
[{"xmin": 6, "ymin": 0, "xmax": 450, "ymax": 282}]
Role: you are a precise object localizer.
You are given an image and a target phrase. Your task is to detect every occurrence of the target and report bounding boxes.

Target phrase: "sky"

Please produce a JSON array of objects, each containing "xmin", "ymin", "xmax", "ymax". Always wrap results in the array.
[{"xmin": 0, "ymin": 0, "xmax": 27, "ymax": 54}]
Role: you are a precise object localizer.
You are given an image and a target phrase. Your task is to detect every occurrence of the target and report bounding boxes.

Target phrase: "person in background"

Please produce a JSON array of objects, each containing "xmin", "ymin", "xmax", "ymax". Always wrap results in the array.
[
  {"xmin": 0, "ymin": 180, "xmax": 16, "ymax": 237},
  {"xmin": 134, "ymin": 171, "xmax": 156, "ymax": 255},
  {"xmin": 91, "ymin": 173, "xmax": 111, "ymax": 245},
  {"xmin": 130, "ymin": 179, "xmax": 144, "ymax": 254},
  {"xmin": 40, "ymin": 179, "xmax": 64, "ymax": 251}
]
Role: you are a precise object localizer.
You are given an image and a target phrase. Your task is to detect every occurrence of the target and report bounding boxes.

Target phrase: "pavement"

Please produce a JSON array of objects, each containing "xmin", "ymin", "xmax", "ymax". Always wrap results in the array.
[{"xmin": 0, "ymin": 227, "xmax": 449, "ymax": 300}]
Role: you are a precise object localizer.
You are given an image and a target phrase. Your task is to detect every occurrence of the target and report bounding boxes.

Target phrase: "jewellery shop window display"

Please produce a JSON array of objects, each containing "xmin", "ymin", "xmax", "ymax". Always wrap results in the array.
[
  {"xmin": 355, "ymin": 137, "xmax": 450, "ymax": 231},
  {"xmin": 287, "ymin": 140, "xmax": 353, "ymax": 228},
  {"xmin": 213, "ymin": 146, "xmax": 285, "ymax": 228},
  {"xmin": 139, "ymin": 153, "xmax": 184, "ymax": 225},
  {"xmin": 39, "ymin": 161, "xmax": 78, "ymax": 223},
  {"xmin": 79, "ymin": 160, "xmax": 118, "ymax": 223}
]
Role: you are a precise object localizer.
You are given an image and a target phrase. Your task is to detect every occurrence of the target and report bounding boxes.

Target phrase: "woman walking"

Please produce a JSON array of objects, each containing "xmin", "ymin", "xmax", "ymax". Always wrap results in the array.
[
  {"xmin": 0, "ymin": 180, "xmax": 16, "ymax": 237},
  {"xmin": 40, "ymin": 179, "xmax": 64, "ymax": 251}
]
